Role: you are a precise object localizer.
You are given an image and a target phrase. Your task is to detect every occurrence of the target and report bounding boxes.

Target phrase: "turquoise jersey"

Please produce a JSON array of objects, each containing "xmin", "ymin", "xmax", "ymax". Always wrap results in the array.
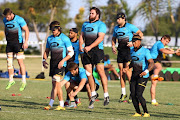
[
  {"xmin": 150, "ymin": 41, "xmax": 164, "ymax": 59},
  {"xmin": 130, "ymin": 46, "xmax": 152, "ymax": 78},
  {"xmin": 81, "ymin": 20, "xmax": 106, "ymax": 50},
  {"xmin": 3, "ymin": 15, "xmax": 27, "ymax": 43},
  {"xmin": 70, "ymin": 40, "xmax": 80, "ymax": 64},
  {"xmin": 46, "ymin": 33, "xmax": 72, "ymax": 67},
  {"xmin": 64, "ymin": 68, "xmax": 100, "ymax": 85}
]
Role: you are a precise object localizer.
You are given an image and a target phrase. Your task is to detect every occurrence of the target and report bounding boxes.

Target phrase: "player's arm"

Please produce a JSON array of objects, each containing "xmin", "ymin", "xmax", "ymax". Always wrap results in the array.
[
  {"xmin": 22, "ymin": 25, "xmax": 29, "ymax": 49},
  {"xmin": 84, "ymin": 32, "xmax": 105, "ymax": 53},
  {"xmin": 136, "ymin": 30, "xmax": 143, "ymax": 39},
  {"xmin": 79, "ymin": 32, "xmax": 84, "ymax": 52},
  {"xmin": 112, "ymin": 37, "xmax": 117, "ymax": 54},
  {"xmin": 71, "ymin": 78, "xmax": 87, "ymax": 97},
  {"xmin": 58, "ymin": 46, "xmax": 74, "ymax": 69},
  {"xmin": 140, "ymin": 59, "xmax": 154, "ymax": 77},
  {"xmin": 42, "ymin": 48, "xmax": 50, "ymax": 69},
  {"xmin": 159, "ymin": 48, "xmax": 179, "ymax": 54}
]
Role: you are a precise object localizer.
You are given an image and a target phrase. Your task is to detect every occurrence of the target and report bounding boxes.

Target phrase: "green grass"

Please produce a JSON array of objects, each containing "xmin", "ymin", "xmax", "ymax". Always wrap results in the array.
[
  {"xmin": 0, "ymin": 56, "xmax": 180, "ymax": 120},
  {"xmin": 0, "ymin": 79, "xmax": 180, "ymax": 120}
]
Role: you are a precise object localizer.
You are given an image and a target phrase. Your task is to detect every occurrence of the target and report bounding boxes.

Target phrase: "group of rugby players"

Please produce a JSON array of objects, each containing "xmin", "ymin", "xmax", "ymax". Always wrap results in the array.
[{"xmin": 2, "ymin": 7, "xmax": 180, "ymax": 117}]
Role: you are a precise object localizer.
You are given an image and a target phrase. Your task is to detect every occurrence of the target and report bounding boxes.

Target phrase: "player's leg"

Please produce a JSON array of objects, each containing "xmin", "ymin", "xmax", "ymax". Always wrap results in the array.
[
  {"xmin": 118, "ymin": 63, "xmax": 127, "ymax": 102},
  {"xmin": 108, "ymin": 67, "xmax": 120, "ymax": 79},
  {"xmin": 16, "ymin": 52, "xmax": 26, "ymax": 91},
  {"xmin": 130, "ymin": 77, "xmax": 141, "ymax": 116},
  {"xmin": 152, "ymin": 62, "xmax": 163, "ymax": 80},
  {"xmin": 125, "ymin": 63, "xmax": 132, "ymax": 103},
  {"xmin": 6, "ymin": 52, "xmax": 15, "ymax": 90},
  {"xmin": 66, "ymin": 81, "xmax": 77, "ymax": 108},
  {"xmin": 150, "ymin": 75, "xmax": 158, "ymax": 105},
  {"xmin": 136, "ymin": 78, "xmax": 149, "ymax": 117},
  {"xmin": 64, "ymin": 82, "xmax": 70, "ymax": 106}
]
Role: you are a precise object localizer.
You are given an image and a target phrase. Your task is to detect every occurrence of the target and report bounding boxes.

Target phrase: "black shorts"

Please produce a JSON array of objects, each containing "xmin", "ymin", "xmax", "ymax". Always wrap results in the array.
[
  {"xmin": 81, "ymin": 83, "xmax": 99, "ymax": 92},
  {"xmin": 153, "ymin": 55, "xmax": 162, "ymax": 63},
  {"xmin": 49, "ymin": 66, "xmax": 65, "ymax": 77},
  {"xmin": 6, "ymin": 43, "xmax": 24, "ymax": 53},
  {"xmin": 83, "ymin": 49, "xmax": 104, "ymax": 65},
  {"xmin": 117, "ymin": 51, "xmax": 131, "ymax": 63}
]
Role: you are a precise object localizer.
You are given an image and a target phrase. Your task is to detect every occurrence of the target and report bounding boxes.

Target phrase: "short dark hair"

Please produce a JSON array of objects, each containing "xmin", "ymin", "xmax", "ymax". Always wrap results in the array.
[
  {"xmin": 116, "ymin": 12, "xmax": 126, "ymax": 21},
  {"xmin": 104, "ymin": 54, "xmax": 110, "ymax": 60},
  {"xmin": 90, "ymin": 7, "xmax": 101, "ymax": 19},
  {"xmin": 49, "ymin": 21, "xmax": 61, "ymax": 31},
  {"xmin": 70, "ymin": 28, "xmax": 78, "ymax": 33},
  {"xmin": 161, "ymin": 35, "xmax": 171, "ymax": 41},
  {"xmin": 132, "ymin": 34, "xmax": 142, "ymax": 42},
  {"xmin": 3, "ymin": 8, "xmax": 13, "ymax": 16},
  {"xmin": 67, "ymin": 62, "xmax": 78, "ymax": 71}
]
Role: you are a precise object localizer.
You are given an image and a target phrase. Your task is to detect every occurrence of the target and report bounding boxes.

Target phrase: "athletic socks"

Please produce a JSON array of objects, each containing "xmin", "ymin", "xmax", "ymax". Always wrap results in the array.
[
  {"xmin": 152, "ymin": 99, "xmax": 156, "ymax": 103},
  {"xmin": 59, "ymin": 101, "xmax": 64, "ymax": 107},
  {"xmin": 122, "ymin": 87, "xmax": 126, "ymax": 95},
  {"xmin": 104, "ymin": 92, "xmax": 109, "ymax": 98},
  {"xmin": 91, "ymin": 91, "xmax": 96, "ymax": 96},
  {"xmin": 9, "ymin": 75, "xmax": 14, "ymax": 82},
  {"xmin": 22, "ymin": 75, "xmax": 26, "ymax": 83},
  {"xmin": 49, "ymin": 99, "xmax": 54, "ymax": 107}
]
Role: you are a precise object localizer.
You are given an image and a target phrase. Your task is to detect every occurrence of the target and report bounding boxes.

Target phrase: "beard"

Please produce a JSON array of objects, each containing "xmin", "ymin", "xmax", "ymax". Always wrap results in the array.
[{"xmin": 89, "ymin": 15, "xmax": 96, "ymax": 22}]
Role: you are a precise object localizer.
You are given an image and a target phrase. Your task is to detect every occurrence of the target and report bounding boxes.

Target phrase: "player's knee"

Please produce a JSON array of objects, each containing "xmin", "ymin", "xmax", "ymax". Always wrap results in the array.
[{"xmin": 7, "ymin": 56, "xmax": 13, "ymax": 69}]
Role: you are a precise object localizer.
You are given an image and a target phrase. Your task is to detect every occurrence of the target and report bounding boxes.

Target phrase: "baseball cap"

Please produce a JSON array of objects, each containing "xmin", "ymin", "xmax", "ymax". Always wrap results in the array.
[
  {"xmin": 70, "ymin": 28, "xmax": 78, "ymax": 33},
  {"xmin": 116, "ymin": 12, "xmax": 126, "ymax": 19}
]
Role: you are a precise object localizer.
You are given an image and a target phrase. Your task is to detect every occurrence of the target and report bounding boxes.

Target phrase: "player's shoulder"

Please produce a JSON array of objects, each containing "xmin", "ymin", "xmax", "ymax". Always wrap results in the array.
[
  {"xmin": 15, "ymin": 15, "xmax": 24, "ymax": 21},
  {"xmin": 79, "ymin": 68, "xmax": 86, "ymax": 73},
  {"xmin": 3, "ymin": 17, "xmax": 7, "ymax": 23},
  {"xmin": 82, "ymin": 21, "xmax": 90, "ymax": 26},
  {"xmin": 141, "ymin": 46, "xmax": 150, "ymax": 53},
  {"xmin": 47, "ymin": 35, "xmax": 53, "ymax": 40},
  {"xmin": 61, "ymin": 33, "xmax": 69, "ymax": 40},
  {"xmin": 125, "ymin": 23, "xmax": 134, "ymax": 27}
]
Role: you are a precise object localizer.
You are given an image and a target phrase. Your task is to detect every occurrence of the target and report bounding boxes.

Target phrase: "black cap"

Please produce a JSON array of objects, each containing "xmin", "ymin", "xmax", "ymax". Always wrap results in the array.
[
  {"xmin": 70, "ymin": 28, "xmax": 78, "ymax": 33},
  {"xmin": 132, "ymin": 35, "xmax": 142, "ymax": 42},
  {"xmin": 116, "ymin": 12, "xmax": 126, "ymax": 19}
]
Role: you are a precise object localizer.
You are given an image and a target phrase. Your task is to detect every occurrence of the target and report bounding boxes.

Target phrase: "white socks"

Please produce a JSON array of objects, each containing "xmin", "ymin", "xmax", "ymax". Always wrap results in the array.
[
  {"xmin": 152, "ymin": 99, "xmax": 156, "ymax": 103},
  {"xmin": 122, "ymin": 88, "xmax": 126, "ymax": 95},
  {"xmin": 49, "ymin": 99, "xmax": 54, "ymax": 107},
  {"xmin": 22, "ymin": 75, "xmax": 26, "ymax": 83},
  {"xmin": 91, "ymin": 91, "xmax": 96, "ymax": 96},
  {"xmin": 104, "ymin": 92, "xmax": 109, "ymax": 98},
  {"xmin": 153, "ymin": 75, "xmax": 158, "ymax": 77},
  {"xmin": 59, "ymin": 101, "xmax": 64, "ymax": 107},
  {"xmin": 9, "ymin": 75, "xmax": 14, "ymax": 82}
]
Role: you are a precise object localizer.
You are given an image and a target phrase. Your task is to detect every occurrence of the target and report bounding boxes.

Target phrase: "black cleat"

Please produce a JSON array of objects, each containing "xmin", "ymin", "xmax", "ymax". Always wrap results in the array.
[
  {"xmin": 104, "ymin": 96, "xmax": 109, "ymax": 106},
  {"xmin": 119, "ymin": 94, "xmax": 127, "ymax": 102},
  {"xmin": 89, "ymin": 93, "xmax": 99, "ymax": 106}
]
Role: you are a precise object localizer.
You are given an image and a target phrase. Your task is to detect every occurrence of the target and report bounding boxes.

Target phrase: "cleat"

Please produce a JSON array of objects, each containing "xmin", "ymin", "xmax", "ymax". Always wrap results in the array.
[
  {"xmin": 128, "ymin": 95, "xmax": 132, "ymax": 103},
  {"xmin": 44, "ymin": 105, "xmax": 52, "ymax": 110},
  {"xmin": 0, "ymin": 106, "xmax": 1, "ymax": 111},
  {"xmin": 132, "ymin": 113, "xmax": 142, "ymax": 117},
  {"xmin": 119, "ymin": 94, "xmax": 127, "ymax": 102},
  {"xmin": 54, "ymin": 106, "xmax": 65, "ymax": 110},
  {"xmin": 75, "ymin": 98, "xmax": 81, "ymax": 106},
  {"xmin": 151, "ymin": 102, "xmax": 159, "ymax": 106},
  {"xmin": 158, "ymin": 77, "xmax": 164, "ymax": 81},
  {"xmin": 88, "ymin": 104, "xmax": 94, "ymax": 109},
  {"xmin": 67, "ymin": 104, "xmax": 77, "ymax": 108},
  {"xmin": 19, "ymin": 82, "xmax": 27, "ymax": 91},
  {"xmin": 104, "ymin": 96, "xmax": 110, "ymax": 106},
  {"xmin": 143, "ymin": 113, "xmax": 150, "ymax": 117},
  {"xmin": 6, "ymin": 81, "xmax": 15, "ymax": 90},
  {"xmin": 89, "ymin": 93, "xmax": 99, "ymax": 106},
  {"xmin": 64, "ymin": 101, "xmax": 69, "ymax": 107}
]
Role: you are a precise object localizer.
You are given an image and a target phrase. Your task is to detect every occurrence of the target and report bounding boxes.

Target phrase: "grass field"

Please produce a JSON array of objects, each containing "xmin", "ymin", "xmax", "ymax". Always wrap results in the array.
[{"xmin": 0, "ymin": 57, "xmax": 180, "ymax": 120}]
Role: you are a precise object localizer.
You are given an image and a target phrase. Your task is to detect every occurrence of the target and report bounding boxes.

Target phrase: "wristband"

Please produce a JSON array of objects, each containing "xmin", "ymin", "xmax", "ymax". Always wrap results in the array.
[
  {"xmin": 144, "ymin": 69, "xmax": 149, "ymax": 74},
  {"xmin": 42, "ymin": 59, "xmax": 46, "ymax": 62}
]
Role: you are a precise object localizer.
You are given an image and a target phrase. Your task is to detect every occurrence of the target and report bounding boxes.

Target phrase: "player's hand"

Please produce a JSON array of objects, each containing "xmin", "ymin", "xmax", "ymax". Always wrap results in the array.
[
  {"xmin": 84, "ymin": 46, "xmax": 92, "ymax": 53},
  {"xmin": 58, "ymin": 60, "xmax": 64, "ymax": 69},
  {"xmin": 23, "ymin": 41, "xmax": 28, "ymax": 49},
  {"xmin": 79, "ymin": 46, "xmax": 84, "ymax": 52},
  {"xmin": 127, "ymin": 42, "xmax": 133, "ymax": 47},
  {"xmin": 112, "ymin": 46, "xmax": 117, "ymax": 54},
  {"xmin": 71, "ymin": 91, "xmax": 78, "ymax": 97},
  {"xmin": 139, "ymin": 72, "xmax": 147, "ymax": 77},
  {"xmin": 43, "ymin": 61, "xmax": 48, "ymax": 69}
]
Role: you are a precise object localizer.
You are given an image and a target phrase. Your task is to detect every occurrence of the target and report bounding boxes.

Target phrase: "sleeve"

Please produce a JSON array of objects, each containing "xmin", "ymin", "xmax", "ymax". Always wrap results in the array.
[
  {"xmin": 157, "ymin": 42, "xmax": 164, "ymax": 51},
  {"xmin": 145, "ymin": 49, "xmax": 152, "ymax": 60},
  {"xmin": 112, "ymin": 26, "xmax": 117, "ymax": 37},
  {"xmin": 18, "ymin": 17, "xmax": 27, "ymax": 27},
  {"xmin": 79, "ymin": 69, "xmax": 88, "ymax": 80},
  {"xmin": 98, "ymin": 22, "xmax": 106, "ymax": 34},
  {"xmin": 129, "ymin": 24, "xmax": 139, "ymax": 33},
  {"xmin": 64, "ymin": 35, "xmax": 72, "ymax": 48},
  {"xmin": 107, "ymin": 59, "xmax": 111, "ymax": 64},
  {"xmin": 3, "ymin": 18, "xmax": 6, "ymax": 24},
  {"xmin": 46, "ymin": 38, "xmax": 50, "ymax": 48},
  {"xmin": 81, "ymin": 23, "xmax": 85, "ymax": 32},
  {"xmin": 63, "ymin": 72, "xmax": 71, "ymax": 81}
]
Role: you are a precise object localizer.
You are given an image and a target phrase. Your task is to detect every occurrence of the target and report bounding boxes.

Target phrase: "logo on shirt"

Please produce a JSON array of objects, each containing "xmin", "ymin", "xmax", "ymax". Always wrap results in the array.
[
  {"xmin": 50, "ymin": 42, "xmax": 59, "ymax": 47},
  {"xmin": 131, "ymin": 56, "xmax": 139, "ymax": 61},
  {"xmin": 6, "ymin": 24, "xmax": 15, "ymax": 29},
  {"xmin": 85, "ymin": 27, "xmax": 94, "ymax": 32},
  {"xmin": 117, "ymin": 32, "xmax": 125, "ymax": 36}
]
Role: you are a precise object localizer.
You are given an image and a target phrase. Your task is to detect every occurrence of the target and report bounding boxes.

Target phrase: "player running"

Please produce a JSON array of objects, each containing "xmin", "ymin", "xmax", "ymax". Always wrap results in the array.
[
  {"xmin": 64, "ymin": 28, "xmax": 83, "ymax": 107},
  {"xmin": 112, "ymin": 12, "xmax": 143, "ymax": 102},
  {"xmin": 79, "ymin": 7, "xmax": 109, "ymax": 106},
  {"xmin": 124, "ymin": 35, "xmax": 154, "ymax": 117},
  {"xmin": 61, "ymin": 62, "xmax": 100, "ymax": 109},
  {"xmin": 43, "ymin": 21, "xmax": 74, "ymax": 110},
  {"xmin": 150, "ymin": 35, "xmax": 180, "ymax": 105},
  {"xmin": 3, "ymin": 8, "xmax": 29, "ymax": 91}
]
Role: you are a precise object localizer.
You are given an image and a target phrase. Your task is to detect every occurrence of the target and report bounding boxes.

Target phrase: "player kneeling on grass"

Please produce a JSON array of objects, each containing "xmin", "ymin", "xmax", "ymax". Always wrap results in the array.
[
  {"xmin": 43, "ymin": 21, "xmax": 74, "ymax": 110},
  {"xmin": 123, "ymin": 35, "xmax": 154, "ymax": 117},
  {"xmin": 61, "ymin": 62, "xmax": 100, "ymax": 109}
]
